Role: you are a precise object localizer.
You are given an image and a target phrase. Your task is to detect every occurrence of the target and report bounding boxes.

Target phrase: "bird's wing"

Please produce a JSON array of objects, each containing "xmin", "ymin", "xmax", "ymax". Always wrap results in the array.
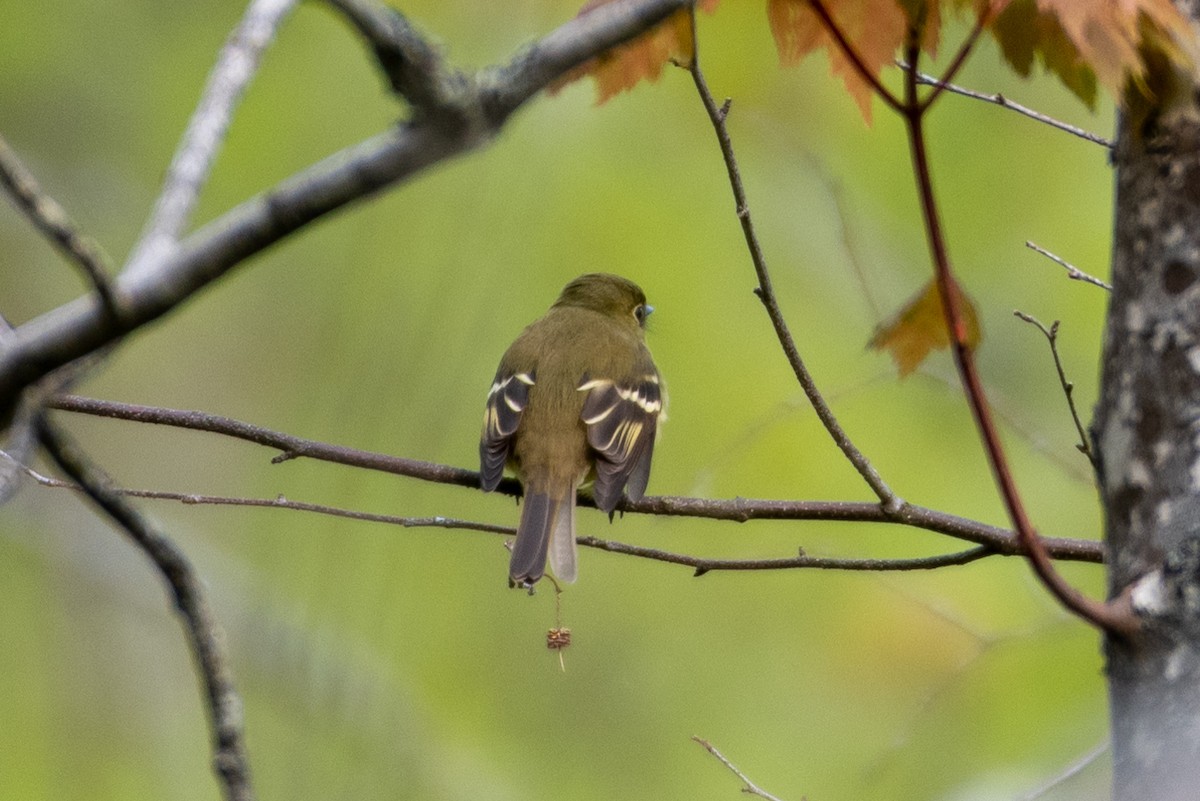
[
  {"xmin": 578, "ymin": 370, "xmax": 662, "ymax": 513},
  {"xmin": 479, "ymin": 369, "xmax": 534, "ymax": 491}
]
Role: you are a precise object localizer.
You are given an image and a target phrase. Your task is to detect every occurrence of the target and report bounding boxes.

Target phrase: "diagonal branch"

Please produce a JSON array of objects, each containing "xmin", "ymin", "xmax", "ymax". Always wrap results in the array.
[
  {"xmin": 1026, "ymin": 240, "xmax": 1112, "ymax": 290},
  {"xmin": 35, "ymin": 416, "xmax": 254, "ymax": 801},
  {"xmin": 124, "ymin": 0, "xmax": 300, "ymax": 281},
  {"xmin": 0, "ymin": 134, "xmax": 117, "ymax": 315},
  {"xmin": 693, "ymin": 737, "xmax": 789, "ymax": 801},
  {"xmin": 323, "ymin": 0, "xmax": 451, "ymax": 106},
  {"xmin": 904, "ymin": 67, "xmax": 1113, "ymax": 148},
  {"xmin": 684, "ymin": 19, "xmax": 901, "ymax": 512},
  {"xmin": 0, "ymin": 0, "xmax": 692, "ymax": 421},
  {"xmin": 916, "ymin": 4, "xmax": 992, "ymax": 112}
]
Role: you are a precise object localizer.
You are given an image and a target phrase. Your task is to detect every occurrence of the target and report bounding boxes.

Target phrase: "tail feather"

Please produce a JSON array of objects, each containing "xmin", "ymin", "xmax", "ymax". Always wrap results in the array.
[
  {"xmin": 510, "ymin": 486, "xmax": 576, "ymax": 586},
  {"xmin": 547, "ymin": 499, "xmax": 577, "ymax": 584}
]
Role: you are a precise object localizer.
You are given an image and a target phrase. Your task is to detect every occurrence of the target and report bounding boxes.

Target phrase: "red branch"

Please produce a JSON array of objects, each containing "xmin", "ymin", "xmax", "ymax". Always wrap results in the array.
[{"xmin": 806, "ymin": 7, "xmax": 1138, "ymax": 637}]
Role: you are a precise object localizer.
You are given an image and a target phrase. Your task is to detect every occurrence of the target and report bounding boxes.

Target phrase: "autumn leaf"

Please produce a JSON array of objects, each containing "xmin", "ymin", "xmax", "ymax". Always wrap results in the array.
[
  {"xmin": 991, "ymin": 0, "xmax": 1196, "ymax": 106},
  {"xmin": 991, "ymin": 0, "xmax": 1097, "ymax": 106},
  {"xmin": 551, "ymin": 0, "xmax": 721, "ymax": 104},
  {"xmin": 768, "ymin": 0, "xmax": 910, "ymax": 122},
  {"xmin": 766, "ymin": 0, "xmax": 990, "ymax": 122},
  {"xmin": 869, "ymin": 279, "xmax": 982, "ymax": 377}
]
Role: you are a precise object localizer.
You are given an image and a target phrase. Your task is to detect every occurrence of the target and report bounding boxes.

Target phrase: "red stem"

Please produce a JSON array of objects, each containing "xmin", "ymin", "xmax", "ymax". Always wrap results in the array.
[
  {"xmin": 899, "ymin": 41, "xmax": 1136, "ymax": 637},
  {"xmin": 917, "ymin": 6, "xmax": 990, "ymax": 112}
]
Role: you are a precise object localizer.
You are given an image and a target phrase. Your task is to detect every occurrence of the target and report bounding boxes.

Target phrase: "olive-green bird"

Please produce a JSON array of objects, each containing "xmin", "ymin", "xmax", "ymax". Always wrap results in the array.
[{"xmin": 480, "ymin": 273, "xmax": 665, "ymax": 587}]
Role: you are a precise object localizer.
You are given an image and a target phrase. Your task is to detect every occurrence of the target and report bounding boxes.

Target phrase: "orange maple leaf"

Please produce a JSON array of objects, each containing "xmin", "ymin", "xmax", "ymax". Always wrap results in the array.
[
  {"xmin": 768, "ymin": 0, "xmax": 909, "ymax": 123},
  {"xmin": 991, "ymin": 0, "xmax": 1195, "ymax": 105},
  {"xmin": 552, "ymin": 0, "xmax": 721, "ymax": 104},
  {"xmin": 869, "ymin": 278, "xmax": 982, "ymax": 377},
  {"xmin": 767, "ymin": 0, "xmax": 987, "ymax": 122}
]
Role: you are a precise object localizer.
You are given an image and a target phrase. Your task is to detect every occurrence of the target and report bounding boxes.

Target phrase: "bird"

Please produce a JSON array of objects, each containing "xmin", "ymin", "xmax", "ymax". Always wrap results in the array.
[{"xmin": 479, "ymin": 273, "xmax": 664, "ymax": 587}]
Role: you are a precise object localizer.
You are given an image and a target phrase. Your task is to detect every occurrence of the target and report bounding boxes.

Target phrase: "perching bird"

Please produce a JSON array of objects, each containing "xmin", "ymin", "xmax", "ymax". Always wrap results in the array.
[{"xmin": 480, "ymin": 273, "xmax": 664, "ymax": 587}]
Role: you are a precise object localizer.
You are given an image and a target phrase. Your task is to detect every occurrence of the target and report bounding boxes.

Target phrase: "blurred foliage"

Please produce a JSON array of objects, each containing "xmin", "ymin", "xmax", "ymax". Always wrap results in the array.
[{"xmin": 0, "ymin": 1, "xmax": 1115, "ymax": 800}]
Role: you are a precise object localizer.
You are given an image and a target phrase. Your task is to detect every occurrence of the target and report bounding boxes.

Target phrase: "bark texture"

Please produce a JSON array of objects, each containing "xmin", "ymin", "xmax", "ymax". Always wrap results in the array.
[{"xmin": 1093, "ymin": 34, "xmax": 1200, "ymax": 799}]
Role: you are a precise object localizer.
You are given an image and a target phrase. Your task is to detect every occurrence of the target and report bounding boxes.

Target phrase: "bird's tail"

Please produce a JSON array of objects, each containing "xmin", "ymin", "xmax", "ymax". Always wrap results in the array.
[{"xmin": 510, "ymin": 483, "xmax": 577, "ymax": 586}]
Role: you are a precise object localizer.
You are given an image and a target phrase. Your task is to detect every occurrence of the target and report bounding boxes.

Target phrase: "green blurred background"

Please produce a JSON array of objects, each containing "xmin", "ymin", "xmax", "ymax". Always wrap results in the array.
[{"xmin": 1, "ymin": 2, "xmax": 1115, "ymax": 799}]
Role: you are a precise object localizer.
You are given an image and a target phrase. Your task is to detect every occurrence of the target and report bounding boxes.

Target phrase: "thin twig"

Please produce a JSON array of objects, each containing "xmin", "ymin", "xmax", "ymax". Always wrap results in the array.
[
  {"xmin": 20, "ymin": 466, "xmax": 511, "ymax": 533},
  {"xmin": 581, "ymin": 537, "xmax": 993, "ymax": 574},
  {"xmin": 684, "ymin": 17, "xmax": 902, "ymax": 513},
  {"xmin": 0, "ymin": 134, "xmax": 117, "ymax": 315},
  {"xmin": 35, "ymin": 417, "xmax": 254, "ymax": 801},
  {"xmin": 45, "ymin": 394, "xmax": 1106, "ymax": 563},
  {"xmin": 692, "ymin": 737, "xmax": 790, "ymax": 801},
  {"xmin": 124, "ymin": 0, "xmax": 299, "ymax": 280},
  {"xmin": 48, "ymin": 393, "xmax": 480, "ymax": 488},
  {"xmin": 899, "ymin": 41, "xmax": 1135, "ymax": 637},
  {"xmin": 828, "ymin": 174, "xmax": 883, "ymax": 320},
  {"xmin": 1013, "ymin": 312, "xmax": 1097, "ymax": 468},
  {"xmin": 1017, "ymin": 740, "xmax": 1109, "ymax": 801},
  {"xmin": 917, "ymin": 5, "xmax": 991, "ymax": 112},
  {"xmin": 904, "ymin": 66, "xmax": 1112, "ymax": 148},
  {"xmin": 1025, "ymin": 240, "xmax": 1112, "ymax": 291},
  {"xmin": 14, "ymin": 454, "xmax": 1014, "ymax": 575}
]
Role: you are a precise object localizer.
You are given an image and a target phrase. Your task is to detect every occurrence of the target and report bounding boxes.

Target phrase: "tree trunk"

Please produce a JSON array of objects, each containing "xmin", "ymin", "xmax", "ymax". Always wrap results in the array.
[{"xmin": 1093, "ymin": 28, "xmax": 1200, "ymax": 799}]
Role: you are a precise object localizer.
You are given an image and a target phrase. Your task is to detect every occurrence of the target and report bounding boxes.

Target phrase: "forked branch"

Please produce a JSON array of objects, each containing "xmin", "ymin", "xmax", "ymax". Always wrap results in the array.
[
  {"xmin": 45, "ymin": 395, "xmax": 1104, "ymax": 564},
  {"xmin": 0, "ymin": 0, "xmax": 694, "ymax": 420}
]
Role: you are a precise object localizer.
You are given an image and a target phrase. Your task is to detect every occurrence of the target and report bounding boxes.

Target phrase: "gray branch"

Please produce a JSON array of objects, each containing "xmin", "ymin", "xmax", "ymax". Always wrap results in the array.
[
  {"xmin": 37, "ymin": 417, "xmax": 254, "ymax": 801},
  {"xmin": 0, "ymin": 0, "xmax": 692, "ymax": 418},
  {"xmin": 124, "ymin": 0, "xmax": 299, "ymax": 283},
  {"xmin": 0, "ymin": 135, "xmax": 117, "ymax": 313}
]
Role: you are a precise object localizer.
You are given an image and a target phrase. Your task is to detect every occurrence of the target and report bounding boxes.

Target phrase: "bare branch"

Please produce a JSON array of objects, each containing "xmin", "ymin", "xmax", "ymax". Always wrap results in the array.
[
  {"xmin": 684, "ymin": 21, "xmax": 902, "ymax": 512},
  {"xmin": 124, "ymin": 0, "xmax": 299, "ymax": 280},
  {"xmin": 0, "ymin": 134, "xmax": 117, "ymax": 315},
  {"xmin": 48, "ymin": 393, "xmax": 479, "ymax": 487},
  {"xmin": 1025, "ymin": 240, "xmax": 1112, "ymax": 291},
  {"xmin": 581, "ymin": 536, "xmax": 993, "ymax": 573},
  {"xmin": 22, "ymin": 467, "xmax": 1005, "ymax": 573},
  {"xmin": 35, "ymin": 417, "xmax": 254, "ymax": 801},
  {"xmin": 1013, "ymin": 312, "xmax": 1097, "ymax": 468},
  {"xmin": 21, "ymin": 466, "xmax": 512, "ymax": 534},
  {"xmin": 0, "ymin": 0, "xmax": 692, "ymax": 419},
  {"xmin": 904, "ymin": 65, "xmax": 1113, "ymax": 148},
  {"xmin": 11, "ymin": 451, "xmax": 1033, "ymax": 574},
  {"xmin": 693, "ymin": 737, "xmax": 790, "ymax": 801},
  {"xmin": 323, "ymin": 0, "xmax": 451, "ymax": 106},
  {"xmin": 46, "ymin": 395, "xmax": 1105, "ymax": 564}
]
